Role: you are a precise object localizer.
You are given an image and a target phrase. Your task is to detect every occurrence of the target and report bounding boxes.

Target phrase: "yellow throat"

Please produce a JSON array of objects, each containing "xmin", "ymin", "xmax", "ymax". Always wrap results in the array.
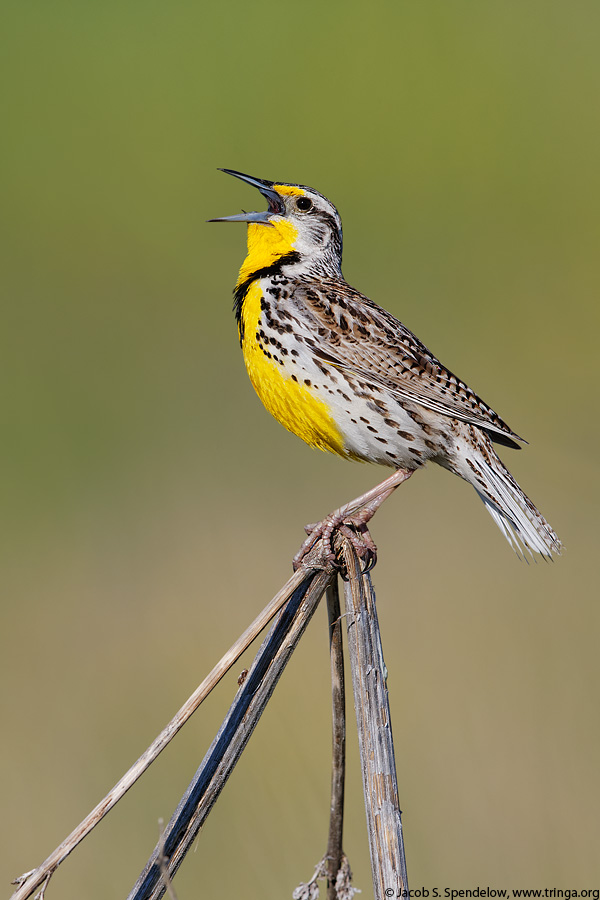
[
  {"xmin": 236, "ymin": 220, "xmax": 297, "ymax": 286},
  {"xmin": 235, "ymin": 184, "xmax": 305, "ymax": 284}
]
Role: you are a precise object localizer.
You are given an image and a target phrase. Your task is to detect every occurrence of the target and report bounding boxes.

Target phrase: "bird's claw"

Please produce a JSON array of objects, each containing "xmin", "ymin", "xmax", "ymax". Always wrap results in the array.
[{"xmin": 293, "ymin": 514, "xmax": 378, "ymax": 576}]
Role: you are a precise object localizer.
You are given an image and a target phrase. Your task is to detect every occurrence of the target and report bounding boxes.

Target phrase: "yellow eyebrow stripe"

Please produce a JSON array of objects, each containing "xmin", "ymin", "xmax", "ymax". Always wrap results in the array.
[{"xmin": 273, "ymin": 184, "xmax": 304, "ymax": 197}]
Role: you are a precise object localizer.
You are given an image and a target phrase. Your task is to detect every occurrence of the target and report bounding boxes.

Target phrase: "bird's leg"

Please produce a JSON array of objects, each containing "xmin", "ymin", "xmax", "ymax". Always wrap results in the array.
[{"xmin": 293, "ymin": 468, "xmax": 415, "ymax": 572}]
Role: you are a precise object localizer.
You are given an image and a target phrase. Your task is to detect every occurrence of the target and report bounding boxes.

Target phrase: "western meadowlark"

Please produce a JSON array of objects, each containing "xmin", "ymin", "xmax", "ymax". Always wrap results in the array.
[{"xmin": 210, "ymin": 169, "xmax": 561, "ymax": 567}]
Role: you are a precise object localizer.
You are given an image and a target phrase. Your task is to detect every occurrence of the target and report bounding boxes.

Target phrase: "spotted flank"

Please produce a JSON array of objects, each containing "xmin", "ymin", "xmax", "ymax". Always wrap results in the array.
[{"xmin": 210, "ymin": 169, "xmax": 561, "ymax": 559}]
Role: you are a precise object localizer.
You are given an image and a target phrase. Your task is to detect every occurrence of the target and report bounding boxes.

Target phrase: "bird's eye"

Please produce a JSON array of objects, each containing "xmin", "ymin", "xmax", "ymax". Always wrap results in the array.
[{"xmin": 296, "ymin": 196, "xmax": 313, "ymax": 212}]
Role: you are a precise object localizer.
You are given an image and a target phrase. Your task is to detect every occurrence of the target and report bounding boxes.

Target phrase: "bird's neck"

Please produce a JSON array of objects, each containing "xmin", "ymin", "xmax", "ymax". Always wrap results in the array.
[
  {"xmin": 236, "ymin": 221, "xmax": 343, "ymax": 286},
  {"xmin": 236, "ymin": 220, "xmax": 298, "ymax": 288}
]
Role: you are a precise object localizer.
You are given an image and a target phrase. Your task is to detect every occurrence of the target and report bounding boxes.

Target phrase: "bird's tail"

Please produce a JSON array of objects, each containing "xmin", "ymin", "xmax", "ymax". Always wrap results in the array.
[{"xmin": 452, "ymin": 428, "xmax": 562, "ymax": 560}]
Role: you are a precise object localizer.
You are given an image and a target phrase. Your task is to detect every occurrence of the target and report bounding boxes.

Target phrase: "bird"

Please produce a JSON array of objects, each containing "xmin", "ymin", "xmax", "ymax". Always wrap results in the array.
[{"xmin": 209, "ymin": 169, "xmax": 561, "ymax": 568}]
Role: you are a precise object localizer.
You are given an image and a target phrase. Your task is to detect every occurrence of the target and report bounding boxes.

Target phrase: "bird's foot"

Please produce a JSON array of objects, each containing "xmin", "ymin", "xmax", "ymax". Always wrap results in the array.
[
  {"xmin": 292, "ymin": 508, "xmax": 378, "ymax": 574},
  {"xmin": 291, "ymin": 468, "xmax": 415, "ymax": 575}
]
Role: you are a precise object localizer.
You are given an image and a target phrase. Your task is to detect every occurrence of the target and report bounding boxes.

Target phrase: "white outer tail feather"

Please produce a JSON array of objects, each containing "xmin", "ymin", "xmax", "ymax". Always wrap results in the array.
[{"xmin": 471, "ymin": 452, "xmax": 561, "ymax": 560}]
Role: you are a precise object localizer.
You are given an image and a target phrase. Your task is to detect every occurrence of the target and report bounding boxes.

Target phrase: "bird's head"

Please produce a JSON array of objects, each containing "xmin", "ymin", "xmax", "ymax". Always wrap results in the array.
[{"xmin": 209, "ymin": 169, "xmax": 343, "ymax": 281}]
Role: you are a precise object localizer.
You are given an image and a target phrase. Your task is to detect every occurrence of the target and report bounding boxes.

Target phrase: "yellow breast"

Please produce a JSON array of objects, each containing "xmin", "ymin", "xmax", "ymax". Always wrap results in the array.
[{"xmin": 240, "ymin": 281, "xmax": 348, "ymax": 457}]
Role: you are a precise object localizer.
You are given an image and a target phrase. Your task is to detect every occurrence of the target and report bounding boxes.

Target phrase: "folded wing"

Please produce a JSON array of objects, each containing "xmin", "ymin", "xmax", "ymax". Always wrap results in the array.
[{"xmin": 297, "ymin": 281, "xmax": 524, "ymax": 450}]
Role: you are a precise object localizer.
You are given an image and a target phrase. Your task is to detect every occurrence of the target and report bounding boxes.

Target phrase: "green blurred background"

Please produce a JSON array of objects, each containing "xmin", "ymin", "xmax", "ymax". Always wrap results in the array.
[{"xmin": 2, "ymin": 1, "xmax": 599, "ymax": 895}]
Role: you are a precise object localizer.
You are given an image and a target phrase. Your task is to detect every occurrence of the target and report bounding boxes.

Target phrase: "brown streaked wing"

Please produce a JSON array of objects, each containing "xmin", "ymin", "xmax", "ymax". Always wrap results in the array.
[{"xmin": 296, "ymin": 280, "xmax": 525, "ymax": 449}]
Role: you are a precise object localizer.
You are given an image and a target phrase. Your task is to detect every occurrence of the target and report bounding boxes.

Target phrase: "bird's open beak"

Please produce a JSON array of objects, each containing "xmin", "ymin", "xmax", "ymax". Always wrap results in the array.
[{"xmin": 208, "ymin": 169, "xmax": 284, "ymax": 223}]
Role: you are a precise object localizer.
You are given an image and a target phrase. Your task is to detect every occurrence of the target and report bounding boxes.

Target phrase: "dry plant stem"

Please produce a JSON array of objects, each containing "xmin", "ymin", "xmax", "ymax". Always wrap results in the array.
[
  {"xmin": 157, "ymin": 820, "xmax": 178, "ymax": 900},
  {"xmin": 325, "ymin": 580, "xmax": 346, "ymax": 900},
  {"xmin": 339, "ymin": 535, "xmax": 409, "ymax": 900},
  {"xmin": 10, "ymin": 566, "xmax": 310, "ymax": 900},
  {"xmin": 128, "ymin": 565, "xmax": 335, "ymax": 900}
]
